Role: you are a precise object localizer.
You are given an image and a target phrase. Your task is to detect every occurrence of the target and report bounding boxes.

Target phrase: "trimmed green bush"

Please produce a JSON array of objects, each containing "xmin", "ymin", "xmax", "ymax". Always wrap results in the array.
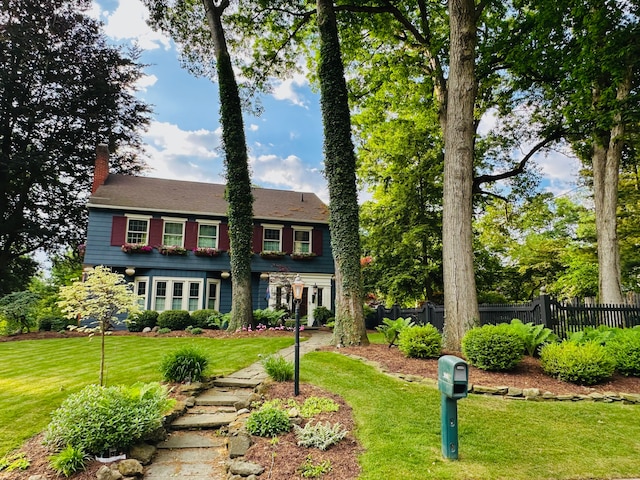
[
  {"xmin": 49, "ymin": 445, "xmax": 88, "ymax": 477},
  {"xmin": 462, "ymin": 324, "xmax": 525, "ymax": 371},
  {"xmin": 246, "ymin": 407, "xmax": 291, "ymax": 437},
  {"xmin": 38, "ymin": 316, "xmax": 68, "ymax": 332},
  {"xmin": 397, "ymin": 324, "xmax": 442, "ymax": 358},
  {"xmin": 126, "ymin": 310, "xmax": 159, "ymax": 332},
  {"xmin": 312, "ymin": 306, "xmax": 334, "ymax": 325},
  {"xmin": 157, "ymin": 310, "xmax": 191, "ymax": 331},
  {"xmin": 605, "ymin": 328, "xmax": 640, "ymax": 377},
  {"xmin": 44, "ymin": 383, "xmax": 172, "ymax": 455},
  {"xmin": 262, "ymin": 354, "xmax": 294, "ymax": 382},
  {"xmin": 190, "ymin": 309, "xmax": 218, "ymax": 328},
  {"xmin": 160, "ymin": 346, "xmax": 209, "ymax": 382},
  {"xmin": 540, "ymin": 341, "xmax": 616, "ymax": 385}
]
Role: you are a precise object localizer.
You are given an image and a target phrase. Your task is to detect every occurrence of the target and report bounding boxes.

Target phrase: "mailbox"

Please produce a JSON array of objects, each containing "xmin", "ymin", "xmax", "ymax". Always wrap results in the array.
[{"xmin": 438, "ymin": 355, "xmax": 468, "ymax": 399}]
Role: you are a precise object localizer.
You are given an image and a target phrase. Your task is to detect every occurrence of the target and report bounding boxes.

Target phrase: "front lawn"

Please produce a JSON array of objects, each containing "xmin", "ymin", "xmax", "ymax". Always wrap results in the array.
[
  {"xmin": 302, "ymin": 351, "xmax": 640, "ymax": 480},
  {"xmin": 0, "ymin": 334, "xmax": 293, "ymax": 457}
]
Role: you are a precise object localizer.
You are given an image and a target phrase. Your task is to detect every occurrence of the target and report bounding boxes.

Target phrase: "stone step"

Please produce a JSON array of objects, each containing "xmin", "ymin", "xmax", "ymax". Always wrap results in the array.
[
  {"xmin": 143, "ymin": 446, "xmax": 228, "ymax": 480},
  {"xmin": 195, "ymin": 389, "xmax": 253, "ymax": 407},
  {"xmin": 212, "ymin": 376, "xmax": 263, "ymax": 389},
  {"xmin": 158, "ymin": 431, "xmax": 227, "ymax": 449},
  {"xmin": 188, "ymin": 405, "xmax": 236, "ymax": 415},
  {"xmin": 171, "ymin": 412, "xmax": 237, "ymax": 430}
]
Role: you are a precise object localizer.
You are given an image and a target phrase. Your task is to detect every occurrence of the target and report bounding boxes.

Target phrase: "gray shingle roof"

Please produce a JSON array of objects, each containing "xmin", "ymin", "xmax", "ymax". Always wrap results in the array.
[{"xmin": 88, "ymin": 175, "xmax": 329, "ymax": 223}]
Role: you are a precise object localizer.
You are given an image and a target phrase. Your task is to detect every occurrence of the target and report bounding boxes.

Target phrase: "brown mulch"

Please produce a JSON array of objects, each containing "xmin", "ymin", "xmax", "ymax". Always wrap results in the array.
[{"xmin": 2, "ymin": 333, "xmax": 639, "ymax": 480}]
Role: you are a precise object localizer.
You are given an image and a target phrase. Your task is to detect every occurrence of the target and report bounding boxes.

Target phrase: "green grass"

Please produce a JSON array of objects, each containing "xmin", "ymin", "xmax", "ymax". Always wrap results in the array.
[
  {"xmin": 301, "ymin": 351, "xmax": 640, "ymax": 480},
  {"xmin": 0, "ymin": 335, "xmax": 293, "ymax": 457}
]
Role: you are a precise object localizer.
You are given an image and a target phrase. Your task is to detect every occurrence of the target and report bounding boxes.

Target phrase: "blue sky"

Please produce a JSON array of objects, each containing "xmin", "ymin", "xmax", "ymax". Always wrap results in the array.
[{"xmin": 90, "ymin": 0, "xmax": 581, "ymax": 205}]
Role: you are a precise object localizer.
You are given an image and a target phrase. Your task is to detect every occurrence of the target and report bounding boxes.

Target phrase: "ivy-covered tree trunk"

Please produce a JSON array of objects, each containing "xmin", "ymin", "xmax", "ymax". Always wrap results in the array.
[
  {"xmin": 442, "ymin": 0, "xmax": 480, "ymax": 352},
  {"xmin": 202, "ymin": 0, "xmax": 254, "ymax": 330},
  {"xmin": 316, "ymin": 0, "xmax": 368, "ymax": 347}
]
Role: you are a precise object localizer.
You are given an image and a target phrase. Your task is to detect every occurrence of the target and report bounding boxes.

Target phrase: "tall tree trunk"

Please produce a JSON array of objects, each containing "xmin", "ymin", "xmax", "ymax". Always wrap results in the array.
[
  {"xmin": 592, "ymin": 73, "xmax": 631, "ymax": 305},
  {"xmin": 316, "ymin": 0, "xmax": 368, "ymax": 346},
  {"xmin": 202, "ymin": 0, "xmax": 254, "ymax": 330},
  {"xmin": 442, "ymin": 0, "xmax": 479, "ymax": 351}
]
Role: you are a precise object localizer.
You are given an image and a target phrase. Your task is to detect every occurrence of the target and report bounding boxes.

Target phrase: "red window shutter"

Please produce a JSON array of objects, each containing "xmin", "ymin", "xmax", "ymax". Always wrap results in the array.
[
  {"xmin": 185, "ymin": 221, "xmax": 198, "ymax": 250},
  {"xmin": 283, "ymin": 226, "xmax": 293, "ymax": 253},
  {"xmin": 253, "ymin": 225, "xmax": 263, "ymax": 253},
  {"xmin": 149, "ymin": 218, "xmax": 164, "ymax": 247},
  {"xmin": 110, "ymin": 216, "xmax": 127, "ymax": 246},
  {"xmin": 312, "ymin": 229, "xmax": 323, "ymax": 256},
  {"xmin": 218, "ymin": 223, "xmax": 230, "ymax": 251}
]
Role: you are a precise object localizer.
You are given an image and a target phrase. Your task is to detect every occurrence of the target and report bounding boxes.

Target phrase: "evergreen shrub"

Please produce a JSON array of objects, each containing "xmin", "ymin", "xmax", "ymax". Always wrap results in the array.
[
  {"xmin": 398, "ymin": 324, "xmax": 442, "ymax": 358},
  {"xmin": 38, "ymin": 315, "xmax": 68, "ymax": 332},
  {"xmin": 462, "ymin": 324, "xmax": 524, "ymax": 371},
  {"xmin": 605, "ymin": 328, "xmax": 640, "ymax": 377},
  {"xmin": 126, "ymin": 310, "xmax": 158, "ymax": 332},
  {"xmin": 160, "ymin": 346, "xmax": 209, "ymax": 382},
  {"xmin": 190, "ymin": 309, "xmax": 218, "ymax": 328},
  {"xmin": 45, "ymin": 383, "xmax": 172, "ymax": 455},
  {"xmin": 540, "ymin": 341, "xmax": 616, "ymax": 385},
  {"xmin": 157, "ymin": 310, "xmax": 191, "ymax": 330}
]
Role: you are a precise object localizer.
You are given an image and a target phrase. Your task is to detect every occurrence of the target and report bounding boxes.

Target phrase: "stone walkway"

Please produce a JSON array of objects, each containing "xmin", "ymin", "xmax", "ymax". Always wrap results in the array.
[{"xmin": 143, "ymin": 330, "xmax": 333, "ymax": 480}]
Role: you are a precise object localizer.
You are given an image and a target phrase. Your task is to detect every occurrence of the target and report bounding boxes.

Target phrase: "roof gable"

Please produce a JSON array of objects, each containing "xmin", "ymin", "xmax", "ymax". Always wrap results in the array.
[{"xmin": 88, "ymin": 175, "xmax": 329, "ymax": 223}]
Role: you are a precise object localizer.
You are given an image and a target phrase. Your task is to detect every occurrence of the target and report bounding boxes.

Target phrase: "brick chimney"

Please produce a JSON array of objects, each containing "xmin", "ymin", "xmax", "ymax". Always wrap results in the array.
[{"xmin": 91, "ymin": 144, "xmax": 109, "ymax": 194}]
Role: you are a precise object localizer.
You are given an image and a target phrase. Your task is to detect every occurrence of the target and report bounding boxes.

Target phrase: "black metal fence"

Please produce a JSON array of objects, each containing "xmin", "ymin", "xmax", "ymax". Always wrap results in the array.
[{"xmin": 373, "ymin": 295, "xmax": 640, "ymax": 338}]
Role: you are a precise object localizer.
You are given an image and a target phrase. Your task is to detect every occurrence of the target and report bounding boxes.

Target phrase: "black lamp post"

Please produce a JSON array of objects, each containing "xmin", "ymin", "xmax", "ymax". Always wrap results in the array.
[{"xmin": 292, "ymin": 274, "xmax": 304, "ymax": 395}]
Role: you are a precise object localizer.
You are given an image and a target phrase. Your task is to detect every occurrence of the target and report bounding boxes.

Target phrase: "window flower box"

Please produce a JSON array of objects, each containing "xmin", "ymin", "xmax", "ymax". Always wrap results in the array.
[
  {"xmin": 158, "ymin": 245, "xmax": 188, "ymax": 256},
  {"xmin": 260, "ymin": 251, "xmax": 286, "ymax": 259},
  {"xmin": 291, "ymin": 252, "xmax": 317, "ymax": 260},
  {"xmin": 121, "ymin": 243, "xmax": 153, "ymax": 254},
  {"xmin": 193, "ymin": 247, "xmax": 222, "ymax": 257}
]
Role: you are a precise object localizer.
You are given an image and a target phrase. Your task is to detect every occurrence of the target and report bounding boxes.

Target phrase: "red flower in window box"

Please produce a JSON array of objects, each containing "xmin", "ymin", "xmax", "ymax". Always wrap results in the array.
[
  {"xmin": 121, "ymin": 243, "xmax": 153, "ymax": 254},
  {"xmin": 193, "ymin": 247, "xmax": 222, "ymax": 257}
]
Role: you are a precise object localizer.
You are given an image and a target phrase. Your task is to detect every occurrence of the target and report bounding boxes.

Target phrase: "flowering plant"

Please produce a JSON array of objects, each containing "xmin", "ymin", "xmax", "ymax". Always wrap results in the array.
[
  {"xmin": 291, "ymin": 252, "xmax": 317, "ymax": 260},
  {"xmin": 158, "ymin": 245, "xmax": 188, "ymax": 256},
  {"xmin": 121, "ymin": 243, "xmax": 153, "ymax": 254},
  {"xmin": 193, "ymin": 247, "xmax": 222, "ymax": 257},
  {"xmin": 260, "ymin": 251, "xmax": 286, "ymax": 258}
]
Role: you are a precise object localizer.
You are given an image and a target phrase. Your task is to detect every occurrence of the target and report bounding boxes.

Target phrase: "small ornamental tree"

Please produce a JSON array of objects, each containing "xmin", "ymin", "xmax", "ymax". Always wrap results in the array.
[
  {"xmin": 58, "ymin": 266, "xmax": 140, "ymax": 385},
  {"xmin": 0, "ymin": 291, "xmax": 41, "ymax": 334}
]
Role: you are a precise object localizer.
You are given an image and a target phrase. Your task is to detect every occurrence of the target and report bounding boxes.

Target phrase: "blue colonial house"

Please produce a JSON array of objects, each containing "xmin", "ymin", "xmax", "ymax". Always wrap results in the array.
[{"xmin": 83, "ymin": 145, "xmax": 334, "ymax": 325}]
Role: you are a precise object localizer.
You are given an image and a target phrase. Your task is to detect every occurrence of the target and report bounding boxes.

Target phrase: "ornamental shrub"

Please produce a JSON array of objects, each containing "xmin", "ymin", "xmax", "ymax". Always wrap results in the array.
[
  {"xmin": 157, "ymin": 310, "xmax": 191, "ymax": 331},
  {"xmin": 160, "ymin": 346, "xmax": 209, "ymax": 382},
  {"xmin": 508, "ymin": 319, "xmax": 558, "ymax": 357},
  {"xmin": 262, "ymin": 354, "xmax": 294, "ymax": 382},
  {"xmin": 38, "ymin": 315, "xmax": 68, "ymax": 332},
  {"xmin": 246, "ymin": 407, "xmax": 291, "ymax": 437},
  {"xmin": 45, "ymin": 383, "xmax": 173, "ymax": 455},
  {"xmin": 605, "ymin": 328, "xmax": 640, "ymax": 377},
  {"xmin": 253, "ymin": 308, "xmax": 287, "ymax": 327},
  {"xmin": 203, "ymin": 311, "xmax": 228, "ymax": 330},
  {"xmin": 190, "ymin": 309, "xmax": 218, "ymax": 328},
  {"xmin": 397, "ymin": 324, "xmax": 442, "ymax": 358},
  {"xmin": 462, "ymin": 324, "xmax": 525, "ymax": 371},
  {"xmin": 312, "ymin": 306, "xmax": 334, "ymax": 325},
  {"xmin": 376, "ymin": 317, "xmax": 415, "ymax": 346},
  {"xmin": 540, "ymin": 341, "xmax": 616, "ymax": 385},
  {"xmin": 126, "ymin": 310, "xmax": 159, "ymax": 332}
]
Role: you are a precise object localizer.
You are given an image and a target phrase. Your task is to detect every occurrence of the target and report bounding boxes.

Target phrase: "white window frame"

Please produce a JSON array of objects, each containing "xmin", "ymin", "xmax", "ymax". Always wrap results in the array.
[
  {"xmin": 292, "ymin": 226, "xmax": 313, "ymax": 254},
  {"xmin": 134, "ymin": 276, "xmax": 149, "ymax": 310},
  {"xmin": 196, "ymin": 219, "xmax": 220, "ymax": 249},
  {"xmin": 161, "ymin": 216, "xmax": 186, "ymax": 247},
  {"xmin": 262, "ymin": 223, "xmax": 283, "ymax": 252},
  {"xmin": 125, "ymin": 214, "xmax": 151, "ymax": 244},
  {"xmin": 151, "ymin": 277, "xmax": 204, "ymax": 312},
  {"xmin": 206, "ymin": 279, "xmax": 221, "ymax": 311}
]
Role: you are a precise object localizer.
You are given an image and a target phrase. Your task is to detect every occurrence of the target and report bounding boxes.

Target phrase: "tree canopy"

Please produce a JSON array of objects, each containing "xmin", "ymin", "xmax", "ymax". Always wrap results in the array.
[{"xmin": 0, "ymin": 0, "xmax": 151, "ymax": 295}]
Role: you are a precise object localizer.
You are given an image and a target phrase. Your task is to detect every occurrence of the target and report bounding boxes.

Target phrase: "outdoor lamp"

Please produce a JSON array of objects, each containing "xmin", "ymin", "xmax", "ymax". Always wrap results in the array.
[
  {"xmin": 221, "ymin": 271, "xmax": 230, "ymax": 279},
  {"xmin": 292, "ymin": 274, "xmax": 304, "ymax": 395}
]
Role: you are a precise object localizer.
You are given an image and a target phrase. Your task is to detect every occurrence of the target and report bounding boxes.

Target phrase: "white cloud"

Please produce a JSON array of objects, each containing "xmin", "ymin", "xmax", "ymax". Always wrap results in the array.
[
  {"xmin": 142, "ymin": 121, "xmax": 225, "ymax": 182},
  {"xmin": 249, "ymin": 124, "xmax": 259, "ymax": 132},
  {"xmin": 250, "ymin": 154, "xmax": 329, "ymax": 203},
  {"xmin": 272, "ymin": 73, "xmax": 309, "ymax": 108},
  {"xmin": 136, "ymin": 74, "xmax": 158, "ymax": 92},
  {"xmin": 93, "ymin": 0, "xmax": 172, "ymax": 50}
]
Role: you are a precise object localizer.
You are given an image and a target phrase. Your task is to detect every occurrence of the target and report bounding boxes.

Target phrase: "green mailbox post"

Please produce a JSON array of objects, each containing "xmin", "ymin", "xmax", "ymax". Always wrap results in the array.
[{"xmin": 437, "ymin": 355, "xmax": 468, "ymax": 460}]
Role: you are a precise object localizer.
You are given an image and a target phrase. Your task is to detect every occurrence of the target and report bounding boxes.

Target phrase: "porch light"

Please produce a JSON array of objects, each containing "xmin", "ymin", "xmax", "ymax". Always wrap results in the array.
[
  {"xmin": 221, "ymin": 271, "xmax": 230, "ymax": 279},
  {"xmin": 125, "ymin": 267, "xmax": 136, "ymax": 276},
  {"xmin": 260, "ymin": 272, "xmax": 269, "ymax": 280}
]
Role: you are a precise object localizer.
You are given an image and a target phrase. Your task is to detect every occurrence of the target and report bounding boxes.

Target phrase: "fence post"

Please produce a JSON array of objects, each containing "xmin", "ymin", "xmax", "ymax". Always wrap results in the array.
[{"xmin": 539, "ymin": 294, "xmax": 553, "ymax": 331}]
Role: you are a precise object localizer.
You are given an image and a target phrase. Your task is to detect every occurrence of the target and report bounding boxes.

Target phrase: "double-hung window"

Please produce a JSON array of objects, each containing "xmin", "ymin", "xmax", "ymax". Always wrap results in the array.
[
  {"xmin": 162, "ymin": 217, "xmax": 185, "ymax": 246},
  {"xmin": 197, "ymin": 221, "xmax": 219, "ymax": 248},
  {"xmin": 293, "ymin": 227, "xmax": 312, "ymax": 253},
  {"xmin": 206, "ymin": 280, "xmax": 220, "ymax": 310},
  {"xmin": 262, "ymin": 225, "xmax": 283, "ymax": 252},
  {"xmin": 126, "ymin": 216, "xmax": 150, "ymax": 244}
]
